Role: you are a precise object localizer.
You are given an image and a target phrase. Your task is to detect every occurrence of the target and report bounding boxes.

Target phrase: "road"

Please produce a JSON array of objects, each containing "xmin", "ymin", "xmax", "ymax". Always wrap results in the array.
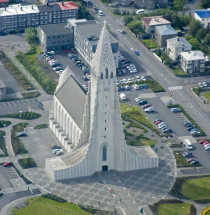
[{"xmin": 91, "ymin": 0, "xmax": 210, "ymax": 137}]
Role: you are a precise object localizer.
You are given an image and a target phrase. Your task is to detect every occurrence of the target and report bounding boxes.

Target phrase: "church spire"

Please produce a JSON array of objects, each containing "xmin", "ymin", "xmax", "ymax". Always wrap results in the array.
[{"xmin": 92, "ymin": 22, "xmax": 116, "ymax": 78}]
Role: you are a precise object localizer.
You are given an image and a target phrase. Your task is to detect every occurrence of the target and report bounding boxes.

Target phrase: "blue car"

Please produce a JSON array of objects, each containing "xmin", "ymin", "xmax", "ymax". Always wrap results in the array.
[{"xmin": 134, "ymin": 51, "xmax": 140, "ymax": 56}]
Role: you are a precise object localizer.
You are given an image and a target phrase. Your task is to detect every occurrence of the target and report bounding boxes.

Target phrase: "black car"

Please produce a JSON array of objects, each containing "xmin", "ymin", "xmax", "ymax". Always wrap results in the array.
[
  {"xmin": 51, "ymin": 145, "xmax": 62, "ymax": 149},
  {"xmin": 138, "ymin": 100, "xmax": 147, "ymax": 105},
  {"xmin": 17, "ymin": 132, "xmax": 27, "ymax": 137},
  {"xmin": 185, "ymin": 122, "xmax": 193, "ymax": 127},
  {"xmin": 163, "ymin": 128, "xmax": 173, "ymax": 133},
  {"xmin": 182, "ymin": 152, "xmax": 193, "ymax": 158},
  {"xmin": 187, "ymin": 126, "xmax": 195, "ymax": 131}
]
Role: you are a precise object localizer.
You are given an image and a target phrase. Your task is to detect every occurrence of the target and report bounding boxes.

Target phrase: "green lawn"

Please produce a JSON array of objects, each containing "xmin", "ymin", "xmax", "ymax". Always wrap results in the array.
[
  {"xmin": 181, "ymin": 177, "xmax": 210, "ymax": 201},
  {"xmin": 11, "ymin": 196, "xmax": 91, "ymax": 215},
  {"xmin": 173, "ymin": 68, "xmax": 185, "ymax": 76},
  {"xmin": 120, "ymin": 104, "xmax": 160, "ymax": 135},
  {"xmin": 142, "ymin": 39, "xmax": 159, "ymax": 49},
  {"xmin": 157, "ymin": 202, "xmax": 191, "ymax": 215},
  {"xmin": 203, "ymin": 92, "xmax": 210, "ymax": 101}
]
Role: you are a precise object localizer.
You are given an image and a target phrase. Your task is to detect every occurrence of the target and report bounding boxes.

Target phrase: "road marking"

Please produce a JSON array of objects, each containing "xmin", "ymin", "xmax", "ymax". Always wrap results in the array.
[{"xmin": 168, "ymin": 86, "xmax": 183, "ymax": 91}]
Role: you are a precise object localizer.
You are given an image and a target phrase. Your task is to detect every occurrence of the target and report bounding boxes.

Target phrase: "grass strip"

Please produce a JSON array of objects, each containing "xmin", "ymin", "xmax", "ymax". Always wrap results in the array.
[{"xmin": 0, "ymin": 130, "xmax": 8, "ymax": 157}]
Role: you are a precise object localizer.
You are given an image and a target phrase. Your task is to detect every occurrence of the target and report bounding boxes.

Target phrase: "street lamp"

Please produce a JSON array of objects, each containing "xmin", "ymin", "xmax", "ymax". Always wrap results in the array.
[{"xmin": 19, "ymin": 110, "xmax": 22, "ymax": 119}]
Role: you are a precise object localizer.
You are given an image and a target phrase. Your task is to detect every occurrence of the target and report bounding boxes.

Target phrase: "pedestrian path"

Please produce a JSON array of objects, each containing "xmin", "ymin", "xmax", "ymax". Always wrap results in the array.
[
  {"xmin": 0, "ymin": 98, "xmax": 38, "ymax": 108},
  {"xmin": 168, "ymin": 86, "xmax": 183, "ymax": 91}
]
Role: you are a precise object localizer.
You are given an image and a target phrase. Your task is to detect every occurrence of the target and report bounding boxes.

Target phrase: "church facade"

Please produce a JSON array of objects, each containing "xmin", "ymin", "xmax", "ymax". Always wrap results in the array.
[{"xmin": 46, "ymin": 23, "xmax": 159, "ymax": 181}]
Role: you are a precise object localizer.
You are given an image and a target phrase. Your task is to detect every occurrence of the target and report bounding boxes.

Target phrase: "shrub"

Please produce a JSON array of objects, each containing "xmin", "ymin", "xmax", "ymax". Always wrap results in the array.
[
  {"xmin": 42, "ymin": 194, "xmax": 67, "ymax": 203},
  {"xmin": 13, "ymin": 123, "xmax": 29, "ymax": 132},
  {"xmin": 0, "ymin": 112, "xmax": 41, "ymax": 120},
  {"xmin": 18, "ymin": 157, "xmax": 37, "ymax": 169},
  {"xmin": 34, "ymin": 124, "xmax": 48, "ymax": 129},
  {"xmin": 0, "ymin": 120, "xmax": 11, "ymax": 128},
  {"xmin": 11, "ymin": 131, "xmax": 27, "ymax": 155},
  {"xmin": 0, "ymin": 130, "xmax": 7, "ymax": 157}
]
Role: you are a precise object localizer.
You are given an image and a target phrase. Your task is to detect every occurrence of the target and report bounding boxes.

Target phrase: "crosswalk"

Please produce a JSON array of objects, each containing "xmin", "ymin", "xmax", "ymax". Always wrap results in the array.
[{"xmin": 168, "ymin": 86, "xmax": 183, "ymax": 91}]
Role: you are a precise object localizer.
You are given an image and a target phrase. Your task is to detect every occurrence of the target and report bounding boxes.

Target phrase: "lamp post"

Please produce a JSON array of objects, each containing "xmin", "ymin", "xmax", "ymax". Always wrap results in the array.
[{"xmin": 19, "ymin": 110, "xmax": 22, "ymax": 119}]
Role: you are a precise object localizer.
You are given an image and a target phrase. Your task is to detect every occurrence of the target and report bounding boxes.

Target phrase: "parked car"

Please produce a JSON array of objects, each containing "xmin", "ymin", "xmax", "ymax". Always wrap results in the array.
[
  {"xmin": 51, "ymin": 145, "xmax": 62, "ymax": 149},
  {"xmin": 189, "ymin": 160, "xmax": 199, "ymax": 164},
  {"xmin": 142, "ymin": 104, "xmax": 151, "ymax": 109},
  {"xmin": 163, "ymin": 128, "xmax": 173, "ymax": 133},
  {"xmin": 199, "ymin": 139, "xmax": 207, "ymax": 144},
  {"xmin": 171, "ymin": 108, "xmax": 181, "ymax": 113},
  {"xmin": 3, "ymin": 161, "xmax": 12, "ymax": 167},
  {"xmin": 182, "ymin": 152, "xmax": 193, "ymax": 158},
  {"xmin": 138, "ymin": 100, "xmax": 147, "ymax": 105},
  {"xmin": 145, "ymin": 106, "xmax": 154, "ymax": 113},
  {"xmin": 17, "ymin": 132, "xmax": 27, "ymax": 137}
]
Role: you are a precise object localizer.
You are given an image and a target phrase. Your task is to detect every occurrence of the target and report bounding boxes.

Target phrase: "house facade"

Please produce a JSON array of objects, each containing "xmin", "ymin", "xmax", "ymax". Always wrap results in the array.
[
  {"xmin": 0, "ymin": 0, "xmax": 9, "ymax": 8},
  {"xmin": 180, "ymin": 51, "xmax": 205, "ymax": 73},
  {"xmin": 0, "ymin": 1, "xmax": 78, "ymax": 33},
  {"xmin": 195, "ymin": 10, "xmax": 210, "ymax": 29},
  {"xmin": 141, "ymin": 16, "xmax": 171, "ymax": 34},
  {"xmin": 167, "ymin": 37, "xmax": 192, "ymax": 61},
  {"xmin": 155, "ymin": 25, "xmax": 177, "ymax": 47}
]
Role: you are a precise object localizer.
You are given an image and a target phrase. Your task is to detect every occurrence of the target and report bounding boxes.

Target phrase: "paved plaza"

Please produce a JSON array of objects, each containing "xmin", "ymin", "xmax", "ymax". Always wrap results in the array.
[{"xmin": 22, "ymin": 141, "xmax": 176, "ymax": 215}]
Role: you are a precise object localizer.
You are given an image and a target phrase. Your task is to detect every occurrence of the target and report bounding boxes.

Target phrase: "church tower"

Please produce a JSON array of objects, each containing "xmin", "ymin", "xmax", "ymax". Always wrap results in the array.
[{"xmin": 87, "ymin": 23, "xmax": 126, "ymax": 171}]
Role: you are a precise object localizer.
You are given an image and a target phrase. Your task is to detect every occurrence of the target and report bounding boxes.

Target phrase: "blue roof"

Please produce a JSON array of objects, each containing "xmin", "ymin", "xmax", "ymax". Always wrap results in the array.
[{"xmin": 195, "ymin": 10, "xmax": 210, "ymax": 18}]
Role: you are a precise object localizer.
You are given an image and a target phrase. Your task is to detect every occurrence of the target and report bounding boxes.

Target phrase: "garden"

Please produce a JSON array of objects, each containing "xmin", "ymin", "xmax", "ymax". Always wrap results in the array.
[
  {"xmin": 0, "ymin": 130, "xmax": 7, "ymax": 157},
  {"xmin": 18, "ymin": 157, "xmax": 37, "ymax": 169}
]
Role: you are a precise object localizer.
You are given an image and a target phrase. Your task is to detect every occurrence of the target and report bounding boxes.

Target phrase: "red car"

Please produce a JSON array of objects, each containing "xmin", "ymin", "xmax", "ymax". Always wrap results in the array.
[
  {"xmin": 3, "ymin": 161, "xmax": 12, "ymax": 167},
  {"xmin": 186, "ymin": 158, "xmax": 194, "ymax": 163},
  {"xmin": 142, "ymin": 104, "xmax": 151, "ymax": 109},
  {"xmin": 155, "ymin": 121, "xmax": 163, "ymax": 125},
  {"xmin": 199, "ymin": 139, "xmax": 206, "ymax": 144}
]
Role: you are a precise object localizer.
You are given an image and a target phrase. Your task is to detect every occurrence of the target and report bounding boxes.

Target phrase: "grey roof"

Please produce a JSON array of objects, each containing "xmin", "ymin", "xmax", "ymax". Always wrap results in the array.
[
  {"xmin": 76, "ymin": 20, "xmax": 117, "ymax": 46},
  {"xmin": 39, "ymin": 23, "xmax": 72, "ymax": 35},
  {"xmin": 156, "ymin": 25, "xmax": 177, "ymax": 36},
  {"xmin": 37, "ymin": 4, "xmax": 60, "ymax": 12},
  {"xmin": 55, "ymin": 75, "xmax": 87, "ymax": 129},
  {"xmin": 167, "ymin": 36, "xmax": 192, "ymax": 48}
]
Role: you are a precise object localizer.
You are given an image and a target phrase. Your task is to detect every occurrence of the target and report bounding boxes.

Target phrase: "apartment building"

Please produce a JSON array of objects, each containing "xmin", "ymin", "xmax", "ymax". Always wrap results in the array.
[
  {"xmin": 167, "ymin": 37, "xmax": 192, "ymax": 61},
  {"xmin": 0, "ymin": 0, "xmax": 9, "ymax": 8},
  {"xmin": 67, "ymin": 19, "xmax": 119, "ymax": 68},
  {"xmin": 180, "ymin": 51, "xmax": 205, "ymax": 73},
  {"xmin": 37, "ymin": 23, "xmax": 74, "ymax": 51},
  {"xmin": 0, "ymin": 1, "xmax": 78, "ymax": 33}
]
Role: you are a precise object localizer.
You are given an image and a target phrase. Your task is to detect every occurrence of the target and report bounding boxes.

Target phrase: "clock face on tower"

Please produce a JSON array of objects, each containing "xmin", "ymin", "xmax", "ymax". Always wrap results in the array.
[{"xmin": 104, "ymin": 86, "xmax": 109, "ymax": 91}]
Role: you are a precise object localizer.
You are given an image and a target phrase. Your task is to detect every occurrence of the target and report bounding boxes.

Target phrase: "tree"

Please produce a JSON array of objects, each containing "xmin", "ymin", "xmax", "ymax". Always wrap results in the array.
[
  {"xmin": 204, "ymin": 34, "xmax": 210, "ymax": 47},
  {"xmin": 201, "ymin": 0, "xmax": 210, "ymax": 8},
  {"xmin": 196, "ymin": 28, "xmax": 207, "ymax": 42},
  {"xmin": 123, "ymin": 15, "xmax": 133, "ymax": 26},
  {"xmin": 24, "ymin": 28, "xmax": 38, "ymax": 45},
  {"xmin": 189, "ymin": 38, "xmax": 200, "ymax": 50},
  {"xmin": 173, "ymin": 0, "xmax": 185, "ymax": 11},
  {"xmin": 188, "ymin": 20, "xmax": 202, "ymax": 37},
  {"xmin": 127, "ymin": 21, "xmax": 144, "ymax": 35}
]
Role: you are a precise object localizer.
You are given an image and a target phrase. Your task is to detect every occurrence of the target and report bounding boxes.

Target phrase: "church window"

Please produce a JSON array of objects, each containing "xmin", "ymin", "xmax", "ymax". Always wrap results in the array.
[
  {"xmin": 105, "ymin": 120, "xmax": 106, "ymax": 123},
  {"xmin": 104, "ymin": 135, "xmax": 106, "ymax": 138},
  {"xmin": 105, "ymin": 112, "xmax": 106, "ymax": 115},
  {"xmin": 105, "ymin": 68, "xmax": 108, "ymax": 79},
  {"xmin": 100, "ymin": 72, "xmax": 103, "ymax": 79},
  {"xmin": 105, "ymin": 127, "xmax": 106, "ymax": 131},
  {"xmin": 110, "ymin": 72, "xmax": 113, "ymax": 79},
  {"xmin": 102, "ymin": 145, "xmax": 107, "ymax": 161}
]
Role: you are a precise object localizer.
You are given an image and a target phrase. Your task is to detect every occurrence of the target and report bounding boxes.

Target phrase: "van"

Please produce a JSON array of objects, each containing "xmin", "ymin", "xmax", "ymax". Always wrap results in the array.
[
  {"xmin": 184, "ymin": 139, "xmax": 194, "ymax": 150},
  {"xmin": 136, "ymin": 9, "xmax": 144, "ymax": 15}
]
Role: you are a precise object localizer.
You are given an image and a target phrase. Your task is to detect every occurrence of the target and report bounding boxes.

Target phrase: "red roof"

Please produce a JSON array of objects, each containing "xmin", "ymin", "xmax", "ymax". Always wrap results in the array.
[
  {"xmin": 0, "ymin": 0, "xmax": 9, "ymax": 3},
  {"xmin": 57, "ymin": 1, "xmax": 79, "ymax": 10}
]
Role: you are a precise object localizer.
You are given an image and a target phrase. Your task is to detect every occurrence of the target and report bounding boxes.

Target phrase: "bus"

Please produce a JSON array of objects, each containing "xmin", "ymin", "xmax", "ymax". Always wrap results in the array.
[{"xmin": 184, "ymin": 139, "xmax": 194, "ymax": 150}]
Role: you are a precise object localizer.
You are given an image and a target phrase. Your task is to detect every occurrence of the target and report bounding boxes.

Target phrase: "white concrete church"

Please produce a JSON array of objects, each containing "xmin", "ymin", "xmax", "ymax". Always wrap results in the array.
[{"xmin": 46, "ymin": 23, "xmax": 159, "ymax": 181}]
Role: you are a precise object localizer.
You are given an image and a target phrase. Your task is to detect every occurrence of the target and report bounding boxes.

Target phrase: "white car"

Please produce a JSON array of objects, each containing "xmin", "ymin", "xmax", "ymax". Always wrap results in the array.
[
  {"xmin": 198, "ymin": 82, "xmax": 204, "ymax": 88},
  {"xmin": 135, "ymin": 96, "xmax": 142, "ymax": 102},
  {"xmin": 53, "ymin": 148, "xmax": 61, "ymax": 154},
  {"xmin": 144, "ymin": 106, "xmax": 154, "ymax": 112},
  {"xmin": 202, "ymin": 82, "xmax": 207, "ymax": 87},
  {"xmin": 133, "ymin": 84, "xmax": 139, "ymax": 90},
  {"xmin": 141, "ymin": 76, "xmax": 146, "ymax": 81}
]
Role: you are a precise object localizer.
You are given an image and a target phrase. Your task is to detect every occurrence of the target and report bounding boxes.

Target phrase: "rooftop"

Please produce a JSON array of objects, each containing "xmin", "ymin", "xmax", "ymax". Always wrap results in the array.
[
  {"xmin": 56, "ymin": 1, "xmax": 79, "ymax": 10},
  {"xmin": 37, "ymin": 4, "xmax": 60, "ymax": 12},
  {"xmin": 76, "ymin": 20, "xmax": 117, "ymax": 45},
  {"xmin": 156, "ymin": 25, "xmax": 177, "ymax": 36},
  {"xmin": 0, "ymin": 4, "xmax": 39, "ymax": 16},
  {"xmin": 0, "ymin": 0, "xmax": 9, "ymax": 3},
  {"xmin": 142, "ymin": 16, "xmax": 171, "ymax": 26},
  {"xmin": 167, "ymin": 36, "xmax": 192, "ymax": 48},
  {"xmin": 39, "ymin": 23, "xmax": 72, "ymax": 35},
  {"xmin": 181, "ymin": 51, "xmax": 205, "ymax": 61},
  {"xmin": 195, "ymin": 9, "xmax": 210, "ymax": 18}
]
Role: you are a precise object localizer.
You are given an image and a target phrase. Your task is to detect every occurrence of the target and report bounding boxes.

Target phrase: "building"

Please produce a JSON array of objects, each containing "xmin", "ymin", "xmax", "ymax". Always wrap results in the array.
[
  {"xmin": 46, "ymin": 23, "xmax": 159, "ymax": 180},
  {"xmin": 0, "ymin": 0, "xmax": 9, "ymax": 8},
  {"xmin": 0, "ymin": 79, "xmax": 6, "ymax": 100},
  {"xmin": 37, "ymin": 23, "xmax": 74, "ymax": 51},
  {"xmin": 141, "ymin": 16, "xmax": 171, "ymax": 34},
  {"xmin": 135, "ymin": 0, "xmax": 155, "ymax": 9},
  {"xmin": 155, "ymin": 25, "xmax": 177, "ymax": 48},
  {"xmin": 195, "ymin": 9, "xmax": 210, "ymax": 29},
  {"xmin": 68, "ymin": 19, "xmax": 119, "ymax": 68},
  {"xmin": 0, "ymin": 1, "xmax": 79, "ymax": 33},
  {"xmin": 167, "ymin": 37, "xmax": 192, "ymax": 61},
  {"xmin": 180, "ymin": 51, "xmax": 205, "ymax": 73},
  {"xmin": 40, "ymin": 0, "xmax": 59, "ymax": 5}
]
